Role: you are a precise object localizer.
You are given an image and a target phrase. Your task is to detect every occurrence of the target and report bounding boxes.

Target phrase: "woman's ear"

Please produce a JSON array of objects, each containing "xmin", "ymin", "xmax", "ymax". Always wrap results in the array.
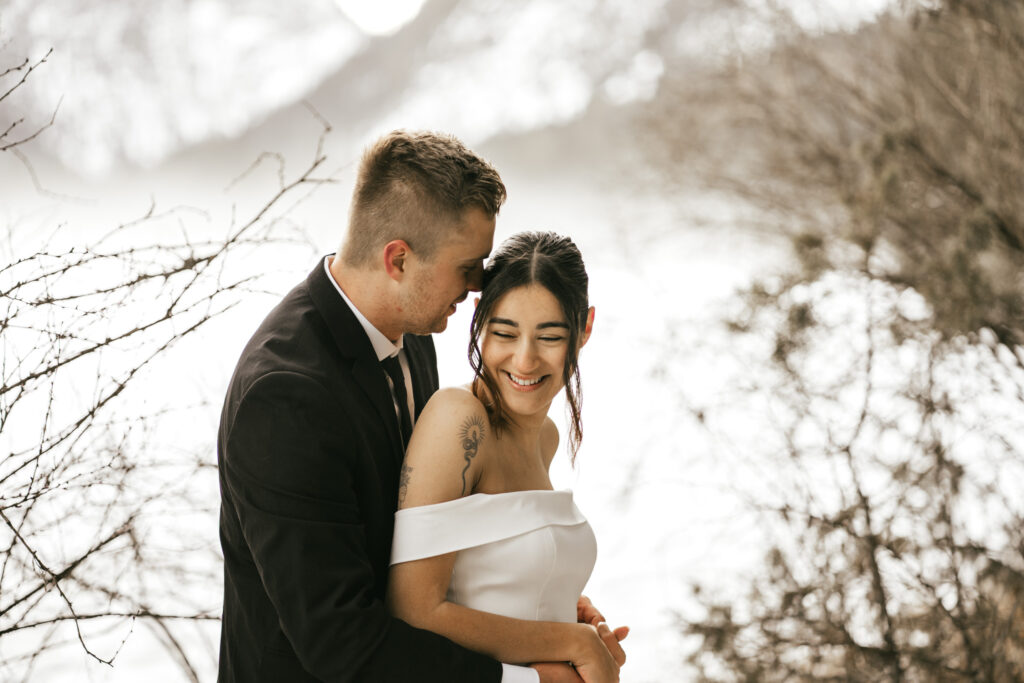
[
  {"xmin": 580, "ymin": 306, "xmax": 595, "ymax": 347},
  {"xmin": 474, "ymin": 297, "xmax": 480, "ymax": 309},
  {"xmin": 382, "ymin": 240, "xmax": 411, "ymax": 281}
]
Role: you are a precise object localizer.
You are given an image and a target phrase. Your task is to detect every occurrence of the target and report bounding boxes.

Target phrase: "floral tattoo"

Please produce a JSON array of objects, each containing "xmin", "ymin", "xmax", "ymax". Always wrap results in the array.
[{"xmin": 458, "ymin": 415, "xmax": 486, "ymax": 496}]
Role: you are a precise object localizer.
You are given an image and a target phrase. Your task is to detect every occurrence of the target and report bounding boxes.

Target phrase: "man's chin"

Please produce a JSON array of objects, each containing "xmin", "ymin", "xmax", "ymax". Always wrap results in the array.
[{"xmin": 411, "ymin": 317, "xmax": 449, "ymax": 335}]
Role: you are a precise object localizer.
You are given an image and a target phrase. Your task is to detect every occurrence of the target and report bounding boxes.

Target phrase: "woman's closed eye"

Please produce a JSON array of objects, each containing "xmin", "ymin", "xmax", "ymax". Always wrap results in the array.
[{"xmin": 490, "ymin": 330, "xmax": 565, "ymax": 342}]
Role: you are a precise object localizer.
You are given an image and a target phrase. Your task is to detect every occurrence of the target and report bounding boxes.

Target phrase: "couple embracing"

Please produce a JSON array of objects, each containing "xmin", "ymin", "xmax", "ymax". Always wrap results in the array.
[{"xmin": 217, "ymin": 130, "xmax": 628, "ymax": 682}]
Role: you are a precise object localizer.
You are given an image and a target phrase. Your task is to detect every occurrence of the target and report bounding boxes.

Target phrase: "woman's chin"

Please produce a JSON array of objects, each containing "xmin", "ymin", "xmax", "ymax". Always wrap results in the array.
[{"xmin": 497, "ymin": 382, "xmax": 561, "ymax": 420}]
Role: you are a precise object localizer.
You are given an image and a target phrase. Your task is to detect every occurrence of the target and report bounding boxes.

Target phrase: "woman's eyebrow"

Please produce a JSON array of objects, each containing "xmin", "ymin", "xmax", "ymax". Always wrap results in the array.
[{"xmin": 488, "ymin": 318, "xmax": 569, "ymax": 329}]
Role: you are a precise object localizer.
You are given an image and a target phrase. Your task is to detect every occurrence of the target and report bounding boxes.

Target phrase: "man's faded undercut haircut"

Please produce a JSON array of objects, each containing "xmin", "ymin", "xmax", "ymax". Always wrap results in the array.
[{"xmin": 340, "ymin": 130, "xmax": 507, "ymax": 267}]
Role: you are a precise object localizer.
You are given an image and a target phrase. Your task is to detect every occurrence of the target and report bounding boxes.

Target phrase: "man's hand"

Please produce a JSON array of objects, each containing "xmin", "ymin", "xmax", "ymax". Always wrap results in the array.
[{"xmin": 530, "ymin": 662, "xmax": 583, "ymax": 683}]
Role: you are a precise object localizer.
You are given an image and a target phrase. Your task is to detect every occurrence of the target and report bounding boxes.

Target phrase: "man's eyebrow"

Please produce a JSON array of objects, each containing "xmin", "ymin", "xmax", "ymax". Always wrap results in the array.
[{"xmin": 463, "ymin": 252, "xmax": 490, "ymax": 263}]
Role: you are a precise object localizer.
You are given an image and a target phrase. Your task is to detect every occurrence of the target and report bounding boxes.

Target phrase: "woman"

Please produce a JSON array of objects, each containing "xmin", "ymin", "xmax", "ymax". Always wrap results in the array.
[{"xmin": 387, "ymin": 232, "xmax": 627, "ymax": 682}]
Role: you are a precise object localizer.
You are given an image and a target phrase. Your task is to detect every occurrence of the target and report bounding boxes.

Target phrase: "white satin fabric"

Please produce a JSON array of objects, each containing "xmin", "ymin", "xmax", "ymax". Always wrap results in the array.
[{"xmin": 390, "ymin": 490, "xmax": 597, "ymax": 623}]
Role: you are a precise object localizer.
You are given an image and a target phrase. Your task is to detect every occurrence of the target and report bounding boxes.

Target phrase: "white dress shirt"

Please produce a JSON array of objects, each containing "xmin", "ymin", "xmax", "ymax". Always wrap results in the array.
[{"xmin": 323, "ymin": 257, "xmax": 540, "ymax": 683}]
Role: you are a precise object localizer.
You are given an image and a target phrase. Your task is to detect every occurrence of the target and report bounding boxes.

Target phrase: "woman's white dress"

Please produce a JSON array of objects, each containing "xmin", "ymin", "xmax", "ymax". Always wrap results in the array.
[{"xmin": 390, "ymin": 490, "xmax": 597, "ymax": 623}]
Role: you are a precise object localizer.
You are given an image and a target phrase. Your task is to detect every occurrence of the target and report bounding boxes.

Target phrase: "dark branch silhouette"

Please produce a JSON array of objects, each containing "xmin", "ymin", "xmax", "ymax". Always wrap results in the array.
[{"xmin": 0, "ymin": 49, "xmax": 332, "ymax": 680}]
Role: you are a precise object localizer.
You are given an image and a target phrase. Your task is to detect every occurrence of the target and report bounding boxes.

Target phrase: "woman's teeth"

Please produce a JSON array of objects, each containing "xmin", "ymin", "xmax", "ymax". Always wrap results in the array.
[{"xmin": 507, "ymin": 372, "xmax": 542, "ymax": 386}]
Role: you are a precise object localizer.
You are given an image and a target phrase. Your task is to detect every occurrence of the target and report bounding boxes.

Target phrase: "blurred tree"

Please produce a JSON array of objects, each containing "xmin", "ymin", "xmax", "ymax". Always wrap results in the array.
[
  {"xmin": 678, "ymin": 271, "xmax": 1024, "ymax": 681},
  {"xmin": 0, "ymin": 52, "xmax": 330, "ymax": 680},
  {"xmin": 646, "ymin": 0, "xmax": 1024, "ymax": 679},
  {"xmin": 653, "ymin": 0, "xmax": 1024, "ymax": 350}
]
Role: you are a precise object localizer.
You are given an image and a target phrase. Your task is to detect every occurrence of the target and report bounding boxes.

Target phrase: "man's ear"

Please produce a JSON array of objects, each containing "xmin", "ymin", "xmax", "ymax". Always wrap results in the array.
[
  {"xmin": 580, "ymin": 306, "xmax": 595, "ymax": 347},
  {"xmin": 383, "ymin": 240, "xmax": 411, "ymax": 281}
]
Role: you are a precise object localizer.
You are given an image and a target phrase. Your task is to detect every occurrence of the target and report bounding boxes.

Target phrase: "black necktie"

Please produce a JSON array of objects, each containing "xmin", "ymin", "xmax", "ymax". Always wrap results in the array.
[{"xmin": 381, "ymin": 354, "xmax": 412, "ymax": 449}]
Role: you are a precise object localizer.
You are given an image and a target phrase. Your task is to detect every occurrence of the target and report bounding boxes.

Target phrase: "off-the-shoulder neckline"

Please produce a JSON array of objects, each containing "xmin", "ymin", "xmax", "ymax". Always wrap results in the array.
[{"xmin": 397, "ymin": 488, "xmax": 573, "ymax": 513}]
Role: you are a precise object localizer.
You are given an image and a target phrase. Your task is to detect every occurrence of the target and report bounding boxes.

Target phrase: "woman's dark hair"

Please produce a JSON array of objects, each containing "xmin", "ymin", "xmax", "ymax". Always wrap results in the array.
[{"xmin": 469, "ymin": 231, "xmax": 590, "ymax": 463}]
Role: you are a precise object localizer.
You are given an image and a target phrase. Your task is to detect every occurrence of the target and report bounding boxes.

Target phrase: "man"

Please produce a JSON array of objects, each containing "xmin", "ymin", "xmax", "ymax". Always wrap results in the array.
[{"xmin": 217, "ymin": 130, "xmax": 598, "ymax": 681}]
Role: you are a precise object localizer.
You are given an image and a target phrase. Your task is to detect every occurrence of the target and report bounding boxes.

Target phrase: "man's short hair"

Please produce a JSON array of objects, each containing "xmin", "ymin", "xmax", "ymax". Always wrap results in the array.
[{"xmin": 341, "ymin": 130, "xmax": 507, "ymax": 267}]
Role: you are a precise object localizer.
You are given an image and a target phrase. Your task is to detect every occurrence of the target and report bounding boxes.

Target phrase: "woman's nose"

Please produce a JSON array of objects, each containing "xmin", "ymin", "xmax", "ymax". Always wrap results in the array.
[{"xmin": 513, "ymin": 341, "xmax": 538, "ymax": 372}]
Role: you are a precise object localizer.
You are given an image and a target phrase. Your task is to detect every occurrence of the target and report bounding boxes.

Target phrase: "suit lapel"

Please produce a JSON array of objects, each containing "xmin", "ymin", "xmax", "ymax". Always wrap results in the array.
[
  {"xmin": 405, "ymin": 336, "xmax": 427, "ymax": 419},
  {"xmin": 306, "ymin": 258, "xmax": 405, "ymax": 465},
  {"xmin": 404, "ymin": 334, "xmax": 439, "ymax": 421},
  {"xmin": 351, "ymin": 359, "xmax": 405, "ymax": 464}
]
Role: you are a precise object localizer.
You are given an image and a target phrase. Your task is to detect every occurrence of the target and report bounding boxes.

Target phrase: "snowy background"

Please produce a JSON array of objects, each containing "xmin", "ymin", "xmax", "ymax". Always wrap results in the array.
[{"xmin": 0, "ymin": 1, "xmax": 894, "ymax": 680}]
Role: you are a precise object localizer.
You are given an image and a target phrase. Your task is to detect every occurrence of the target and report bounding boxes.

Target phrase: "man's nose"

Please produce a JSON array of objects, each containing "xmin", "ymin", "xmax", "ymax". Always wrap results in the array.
[{"xmin": 466, "ymin": 264, "xmax": 484, "ymax": 292}]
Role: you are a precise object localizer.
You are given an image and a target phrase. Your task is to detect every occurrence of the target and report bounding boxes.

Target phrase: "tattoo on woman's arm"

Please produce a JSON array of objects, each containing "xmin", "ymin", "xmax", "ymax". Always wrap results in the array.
[
  {"xmin": 458, "ymin": 415, "xmax": 486, "ymax": 496},
  {"xmin": 398, "ymin": 463, "xmax": 413, "ymax": 507}
]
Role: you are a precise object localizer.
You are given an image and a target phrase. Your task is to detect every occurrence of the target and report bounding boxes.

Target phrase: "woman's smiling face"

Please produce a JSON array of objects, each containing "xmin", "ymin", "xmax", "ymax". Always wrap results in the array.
[{"xmin": 480, "ymin": 284, "xmax": 572, "ymax": 421}]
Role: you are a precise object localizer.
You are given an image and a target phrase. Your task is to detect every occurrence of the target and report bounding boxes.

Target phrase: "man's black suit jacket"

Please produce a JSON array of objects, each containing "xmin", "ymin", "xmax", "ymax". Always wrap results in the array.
[{"xmin": 217, "ymin": 260, "xmax": 502, "ymax": 682}]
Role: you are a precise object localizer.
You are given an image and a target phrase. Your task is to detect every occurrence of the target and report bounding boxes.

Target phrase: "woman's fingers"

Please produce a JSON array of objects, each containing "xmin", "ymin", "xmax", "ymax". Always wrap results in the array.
[
  {"xmin": 613, "ymin": 626, "xmax": 629, "ymax": 642},
  {"xmin": 577, "ymin": 595, "xmax": 605, "ymax": 624},
  {"xmin": 592, "ymin": 619, "xmax": 626, "ymax": 667}
]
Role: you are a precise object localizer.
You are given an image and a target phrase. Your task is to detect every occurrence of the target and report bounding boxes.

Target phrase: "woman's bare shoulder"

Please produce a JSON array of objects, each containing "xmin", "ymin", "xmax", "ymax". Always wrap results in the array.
[
  {"xmin": 422, "ymin": 385, "xmax": 486, "ymax": 415},
  {"xmin": 400, "ymin": 386, "xmax": 492, "ymax": 507},
  {"xmin": 417, "ymin": 387, "xmax": 492, "ymax": 437}
]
